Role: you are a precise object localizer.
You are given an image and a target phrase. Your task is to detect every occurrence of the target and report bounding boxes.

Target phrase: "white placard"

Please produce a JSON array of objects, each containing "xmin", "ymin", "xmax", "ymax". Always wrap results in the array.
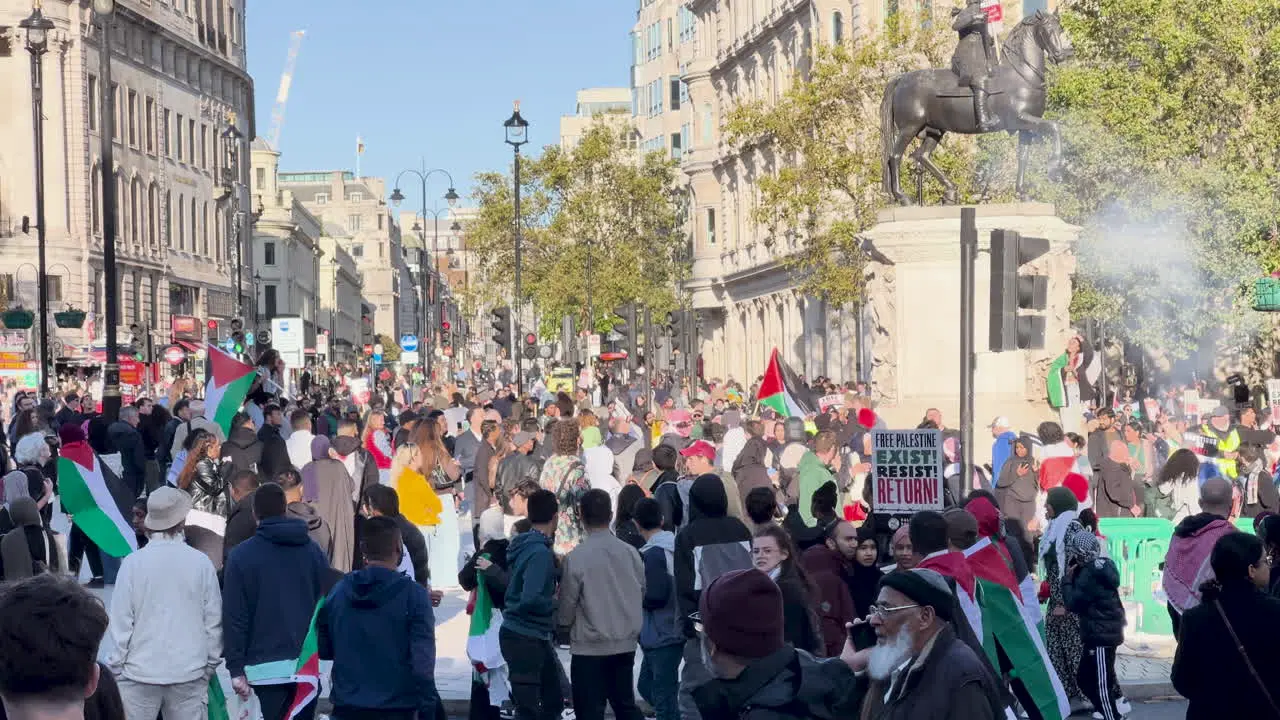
[{"xmin": 871, "ymin": 429, "xmax": 945, "ymax": 514}]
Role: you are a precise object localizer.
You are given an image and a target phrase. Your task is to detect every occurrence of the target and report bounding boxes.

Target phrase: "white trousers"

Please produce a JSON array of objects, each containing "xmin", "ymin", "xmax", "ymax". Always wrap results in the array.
[
  {"xmin": 422, "ymin": 492, "xmax": 461, "ymax": 587},
  {"xmin": 118, "ymin": 676, "xmax": 207, "ymax": 720}
]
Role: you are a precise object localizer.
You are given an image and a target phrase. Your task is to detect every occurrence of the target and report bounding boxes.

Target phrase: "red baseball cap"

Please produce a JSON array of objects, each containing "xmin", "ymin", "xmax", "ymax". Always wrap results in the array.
[{"xmin": 679, "ymin": 440, "xmax": 716, "ymax": 462}]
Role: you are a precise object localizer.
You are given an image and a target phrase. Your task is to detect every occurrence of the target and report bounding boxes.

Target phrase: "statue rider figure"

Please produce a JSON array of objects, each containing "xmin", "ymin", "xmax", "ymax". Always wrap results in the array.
[{"xmin": 951, "ymin": 0, "xmax": 998, "ymax": 130}]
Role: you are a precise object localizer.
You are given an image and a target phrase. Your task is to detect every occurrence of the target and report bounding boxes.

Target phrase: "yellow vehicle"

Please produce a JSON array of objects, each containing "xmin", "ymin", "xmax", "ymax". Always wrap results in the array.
[{"xmin": 547, "ymin": 367, "xmax": 575, "ymax": 394}]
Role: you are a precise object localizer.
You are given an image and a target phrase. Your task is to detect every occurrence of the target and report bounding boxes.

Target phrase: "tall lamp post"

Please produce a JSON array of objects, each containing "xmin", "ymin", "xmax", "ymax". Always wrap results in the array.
[
  {"xmin": 20, "ymin": 2, "xmax": 55, "ymax": 399},
  {"xmin": 390, "ymin": 167, "xmax": 457, "ymax": 383},
  {"xmin": 220, "ymin": 121, "xmax": 246, "ymax": 319},
  {"xmin": 503, "ymin": 102, "xmax": 528, "ymax": 393},
  {"xmin": 92, "ymin": 0, "xmax": 122, "ymax": 420}
]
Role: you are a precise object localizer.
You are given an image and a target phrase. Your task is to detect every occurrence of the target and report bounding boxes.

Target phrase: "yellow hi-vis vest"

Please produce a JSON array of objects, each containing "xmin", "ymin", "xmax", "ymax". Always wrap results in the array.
[{"xmin": 1201, "ymin": 423, "xmax": 1241, "ymax": 479}]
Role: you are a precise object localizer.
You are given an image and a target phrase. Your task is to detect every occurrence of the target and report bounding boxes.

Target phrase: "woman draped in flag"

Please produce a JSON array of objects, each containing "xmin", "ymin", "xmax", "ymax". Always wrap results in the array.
[{"xmin": 1048, "ymin": 335, "xmax": 1100, "ymax": 437}]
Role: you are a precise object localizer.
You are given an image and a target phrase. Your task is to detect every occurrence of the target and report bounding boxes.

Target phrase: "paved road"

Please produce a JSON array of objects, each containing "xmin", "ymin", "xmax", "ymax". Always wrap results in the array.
[{"xmin": 1126, "ymin": 699, "xmax": 1187, "ymax": 719}]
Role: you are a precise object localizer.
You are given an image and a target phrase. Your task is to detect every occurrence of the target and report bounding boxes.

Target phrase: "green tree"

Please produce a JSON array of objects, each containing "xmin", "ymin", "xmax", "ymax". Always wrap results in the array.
[
  {"xmin": 722, "ymin": 14, "xmax": 1018, "ymax": 307},
  {"xmin": 463, "ymin": 122, "xmax": 686, "ymax": 337},
  {"xmin": 375, "ymin": 333, "xmax": 401, "ymax": 363},
  {"xmin": 1046, "ymin": 0, "xmax": 1280, "ymax": 355}
]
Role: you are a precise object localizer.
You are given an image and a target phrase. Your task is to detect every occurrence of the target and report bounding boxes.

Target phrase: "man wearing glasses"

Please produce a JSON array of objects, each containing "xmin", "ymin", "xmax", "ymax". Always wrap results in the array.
[{"xmin": 858, "ymin": 568, "xmax": 1005, "ymax": 720}]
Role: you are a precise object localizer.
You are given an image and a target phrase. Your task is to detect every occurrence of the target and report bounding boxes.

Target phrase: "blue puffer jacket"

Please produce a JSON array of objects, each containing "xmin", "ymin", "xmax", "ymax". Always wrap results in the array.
[
  {"xmin": 1063, "ymin": 555, "xmax": 1126, "ymax": 647},
  {"xmin": 639, "ymin": 530, "xmax": 683, "ymax": 649}
]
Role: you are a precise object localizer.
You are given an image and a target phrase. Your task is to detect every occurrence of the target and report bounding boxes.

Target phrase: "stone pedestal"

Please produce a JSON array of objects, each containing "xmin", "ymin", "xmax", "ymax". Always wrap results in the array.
[{"xmin": 860, "ymin": 203, "xmax": 1080, "ymax": 436}]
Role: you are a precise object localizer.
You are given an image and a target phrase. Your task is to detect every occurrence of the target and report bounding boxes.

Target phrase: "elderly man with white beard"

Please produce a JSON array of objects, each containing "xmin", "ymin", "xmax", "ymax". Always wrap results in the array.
[{"xmin": 855, "ymin": 568, "xmax": 1005, "ymax": 720}]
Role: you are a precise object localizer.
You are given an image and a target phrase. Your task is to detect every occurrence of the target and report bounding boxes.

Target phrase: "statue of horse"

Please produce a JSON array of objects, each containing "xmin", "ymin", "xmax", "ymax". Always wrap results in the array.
[{"xmin": 880, "ymin": 9, "xmax": 1074, "ymax": 205}]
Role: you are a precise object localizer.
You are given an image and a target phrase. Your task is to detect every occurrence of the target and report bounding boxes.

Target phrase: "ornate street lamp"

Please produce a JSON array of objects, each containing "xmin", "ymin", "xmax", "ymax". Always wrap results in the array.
[
  {"xmin": 20, "ymin": 2, "xmax": 55, "ymax": 398},
  {"xmin": 503, "ymin": 102, "xmax": 528, "ymax": 392},
  {"xmin": 389, "ymin": 165, "xmax": 457, "ymax": 382}
]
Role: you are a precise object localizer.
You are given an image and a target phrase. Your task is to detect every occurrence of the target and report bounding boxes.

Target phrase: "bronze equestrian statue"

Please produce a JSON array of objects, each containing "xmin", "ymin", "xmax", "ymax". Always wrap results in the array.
[{"xmin": 880, "ymin": 8, "xmax": 1074, "ymax": 205}]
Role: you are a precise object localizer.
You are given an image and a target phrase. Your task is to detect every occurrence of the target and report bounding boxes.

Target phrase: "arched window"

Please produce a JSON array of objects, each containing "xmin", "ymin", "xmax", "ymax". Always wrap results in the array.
[
  {"xmin": 202, "ymin": 202, "xmax": 209, "ymax": 255},
  {"xmin": 177, "ymin": 194, "xmax": 185, "ymax": 250},
  {"xmin": 214, "ymin": 209, "xmax": 222, "ymax": 262},
  {"xmin": 832, "ymin": 12, "xmax": 844, "ymax": 44},
  {"xmin": 190, "ymin": 200, "xmax": 197, "ymax": 254},
  {"xmin": 164, "ymin": 191, "xmax": 172, "ymax": 247},
  {"xmin": 90, "ymin": 164, "xmax": 101, "ymax": 234},
  {"xmin": 130, "ymin": 179, "xmax": 142, "ymax": 245},
  {"xmin": 115, "ymin": 171, "xmax": 126, "ymax": 240}
]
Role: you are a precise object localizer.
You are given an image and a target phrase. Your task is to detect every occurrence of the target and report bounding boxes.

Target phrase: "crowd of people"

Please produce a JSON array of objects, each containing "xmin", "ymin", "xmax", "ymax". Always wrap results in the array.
[{"xmin": 0, "ymin": 362, "xmax": 1278, "ymax": 720}]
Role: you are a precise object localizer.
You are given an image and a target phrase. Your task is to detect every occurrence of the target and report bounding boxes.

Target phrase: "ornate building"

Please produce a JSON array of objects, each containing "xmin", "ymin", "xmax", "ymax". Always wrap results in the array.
[{"xmin": 0, "ymin": 0, "xmax": 253, "ymax": 364}]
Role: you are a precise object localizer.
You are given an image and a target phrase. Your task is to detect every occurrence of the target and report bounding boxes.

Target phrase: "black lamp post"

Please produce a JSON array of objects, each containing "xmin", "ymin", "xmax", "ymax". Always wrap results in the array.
[
  {"xmin": 20, "ymin": 3, "xmax": 55, "ymax": 399},
  {"xmin": 390, "ymin": 167, "xmax": 457, "ymax": 383},
  {"xmin": 92, "ymin": 0, "xmax": 122, "ymax": 420},
  {"xmin": 503, "ymin": 102, "xmax": 528, "ymax": 393}
]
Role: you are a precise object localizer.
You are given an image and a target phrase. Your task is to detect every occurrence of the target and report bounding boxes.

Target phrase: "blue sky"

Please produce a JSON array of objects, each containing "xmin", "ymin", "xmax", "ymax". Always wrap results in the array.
[{"xmin": 246, "ymin": 0, "xmax": 636, "ymax": 211}]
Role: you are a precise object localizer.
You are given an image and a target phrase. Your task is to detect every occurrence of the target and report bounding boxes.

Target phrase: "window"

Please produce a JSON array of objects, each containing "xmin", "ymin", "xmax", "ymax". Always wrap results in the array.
[
  {"xmin": 164, "ymin": 191, "xmax": 172, "ymax": 246},
  {"xmin": 832, "ymin": 12, "xmax": 844, "ymax": 44},
  {"xmin": 111, "ymin": 84, "xmax": 120, "ymax": 140},
  {"xmin": 264, "ymin": 240, "xmax": 276, "ymax": 265},
  {"xmin": 201, "ymin": 202, "xmax": 209, "ymax": 255},
  {"xmin": 46, "ymin": 276, "xmax": 63, "ymax": 303},
  {"xmin": 189, "ymin": 198, "xmax": 196, "ymax": 252},
  {"xmin": 264, "ymin": 285, "xmax": 277, "ymax": 317},
  {"xmin": 347, "ymin": 214, "xmax": 361, "ymax": 232},
  {"xmin": 148, "ymin": 184, "xmax": 157, "ymax": 246},
  {"xmin": 671, "ymin": 132, "xmax": 683, "ymax": 160},
  {"xmin": 127, "ymin": 90, "xmax": 138, "ymax": 146},
  {"xmin": 90, "ymin": 165, "xmax": 101, "ymax": 234},
  {"xmin": 144, "ymin": 97, "xmax": 155, "ymax": 152},
  {"xmin": 667, "ymin": 18, "xmax": 673, "ymax": 49},
  {"xmin": 130, "ymin": 180, "xmax": 140, "ymax": 244},
  {"xmin": 200, "ymin": 124, "xmax": 208, "ymax": 169},
  {"xmin": 88, "ymin": 75, "xmax": 99, "ymax": 131},
  {"xmin": 175, "ymin": 113, "xmax": 184, "ymax": 160},
  {"xmin": 706, "ymin": 208, "xmax": 716, "ymax": 245},
  {"xmin": 162, "ymin": 109, "xmax": 171, "ymax": 155},
  {"xmin": 188, "ymin": 119, "xmax": 196, "ymax": 164},
  {"xmin": 351, "ymin": 243, "xmax": 364, "ymax": 258},
  {"xmin": 255, "ymin": 167, "xmax": 266, "ymax": 189},
  {"xmin": 670, "ymin": 77, "xmax": 682, "ymax": 111},
  {"xmin": 177, "ymin": 195, "xmax": 185, "ymax": 249},
  {"xmin": 315, "ymin": 193, "xmax": 329, "ymax": 204},
  {"xmin": 377, "ymin": 214, "xmax": 383, "ymax": 230},
  {"xmin": 348, "ymin": 192, "xmax": 363, "ymax": 201}
]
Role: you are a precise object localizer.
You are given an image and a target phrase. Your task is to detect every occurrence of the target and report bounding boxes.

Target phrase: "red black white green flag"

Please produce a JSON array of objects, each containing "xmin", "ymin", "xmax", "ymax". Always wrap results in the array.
[{"xmin": 756, "ymin": 348, "xmax": 817, "ymax": 418}]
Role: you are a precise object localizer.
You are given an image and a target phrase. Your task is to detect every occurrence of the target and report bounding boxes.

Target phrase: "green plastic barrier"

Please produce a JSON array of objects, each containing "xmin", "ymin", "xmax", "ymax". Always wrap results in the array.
[
  {"xmin": 1095, "ymin": 517, "xmax": 1258, "ymax": 639},
  {"xmin": 1097, "ymin": 518, "xmax": 1175, "ymax": 637}
]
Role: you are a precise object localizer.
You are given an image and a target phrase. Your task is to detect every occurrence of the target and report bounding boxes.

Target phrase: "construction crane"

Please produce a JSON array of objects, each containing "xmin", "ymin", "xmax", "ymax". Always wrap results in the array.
[{"xmin": 267, "ymin": 30, "xmax": 305, "ymax": 150}]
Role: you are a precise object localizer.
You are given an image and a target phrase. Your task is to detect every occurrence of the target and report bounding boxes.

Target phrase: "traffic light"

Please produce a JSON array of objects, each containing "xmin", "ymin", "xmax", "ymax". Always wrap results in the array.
[
  {"xmin": 206, "ymin": 319, "xmax": 219, "ymax": 342},
  {"xmin": 491, "ymin": 306, "xmax": 511, "ymax": 353},
  {"xmin": 128, "ymin": 324, "xmax": 145, "ymax": 362},
  {"xmin": 523, "ymin": 331, "xmax": 538, "ymax": 360},
  {"xmin": 613, "ymin": 302, "xmax": 638, "ymax": 370},
  {"xmin": 667, "ymin": 310, "xmax": 688, "ymax": 354},
  {"xmin": 229, "ymin": 317, "xmax": 247, "ymax": 355},
  {"xmin": 989, "ymin": 229, "xmax": 1049, "ymax": 351}
]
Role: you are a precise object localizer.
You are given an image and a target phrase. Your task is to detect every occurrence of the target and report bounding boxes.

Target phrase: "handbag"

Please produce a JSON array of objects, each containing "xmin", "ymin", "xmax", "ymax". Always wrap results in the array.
[
  {"xmin": 430, "ymin": 456, "xmax": 458, "ymax": 492},
  {"xmin": 1212, "ymin": 598, "xmax": 1280, "ymax": 717}
]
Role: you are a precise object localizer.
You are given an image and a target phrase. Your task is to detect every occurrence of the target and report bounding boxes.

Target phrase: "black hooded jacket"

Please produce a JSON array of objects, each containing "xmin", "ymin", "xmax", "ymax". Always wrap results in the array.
[
  {"xmin": 223, "ymin": 425, "xmax": 264, "ymax": 477},
  {"xmin": 693, "ymin": 645, "xmax": 862, "ymax": 720},
  {"xmin": 673, "ymin": 475, "xmax": 753, "ymax": 635}
]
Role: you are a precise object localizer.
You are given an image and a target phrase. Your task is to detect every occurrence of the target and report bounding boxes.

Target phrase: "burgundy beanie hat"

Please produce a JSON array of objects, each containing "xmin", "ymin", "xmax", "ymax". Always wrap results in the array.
[{"xmin": 699, "ymin": 568, "xmax": 784, "ymax": 659}]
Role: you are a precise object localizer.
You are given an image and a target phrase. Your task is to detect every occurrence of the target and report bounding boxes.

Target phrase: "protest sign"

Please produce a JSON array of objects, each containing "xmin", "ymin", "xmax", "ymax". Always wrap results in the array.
[
  {"xmin": 871, "ymin": 429, "xmax": 944, "ymax": 514},
  {"xmin": 818, "ymin": 394, "xmax": 843, "ymax": 412}
]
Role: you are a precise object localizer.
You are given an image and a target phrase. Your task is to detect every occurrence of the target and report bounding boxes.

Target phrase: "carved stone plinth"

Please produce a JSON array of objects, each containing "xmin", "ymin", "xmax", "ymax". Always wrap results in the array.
[{"xmin": 859, "ymin": 203, "xmax": 1080, "ymax": 436}]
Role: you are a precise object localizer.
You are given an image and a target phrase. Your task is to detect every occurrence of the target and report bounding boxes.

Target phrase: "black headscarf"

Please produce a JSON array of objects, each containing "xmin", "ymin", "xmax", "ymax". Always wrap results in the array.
[{"xmin": 847, "ymin": 524, "xmax": 885, "ymax": 618}]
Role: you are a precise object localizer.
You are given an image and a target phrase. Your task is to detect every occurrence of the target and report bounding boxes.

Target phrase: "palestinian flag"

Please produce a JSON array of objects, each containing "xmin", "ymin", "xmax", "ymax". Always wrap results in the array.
[
  {"xmin": 467, "ymin": 562, "xmax": 505, "ymax": 674},
  {"xmin": 205, "ymin": 343, "xmax": 256, "ymax": 437},
  {"xmin": 207, "ymin": 676, "xmax": 230, "ymax": 720},
  {"xmin": 284, "ymin": 599, "xmax": 324, "ymax": 719},
  {"xmin": 56, "ymin": 442, "xmax": 138, "ymax": 558},
  {"xmin": 965, "ymin": 537, "xmax": 1069, "ymax": 720},
  {"xmin": 916, "ymin": 550, "xmax": 983, "ymax": 642},
  {"xmin": 756, "ymin": 348, "xmax": 817, "ymax": 418}
]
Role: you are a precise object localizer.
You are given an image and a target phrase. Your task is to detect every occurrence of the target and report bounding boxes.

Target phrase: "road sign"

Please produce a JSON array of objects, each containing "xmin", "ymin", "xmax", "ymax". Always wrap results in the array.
[
  {"xmin": 316, "ymin": 333, "xmax": 329, "ymax": 357},
  {"xmin": 537, "ymin": 344, "xmax": 553, "ymax": 359},
  {"xmin": 223, "ymin": 338, "xmax": 236, "ymax": 352},
  {"xmin": 871, "ymin": 429, "xmax": 945, "ymax": 515},
  {"xmin": 363, "ymin": 344, "xmax": 373, "ymax": 356},
  {"xmin": 400, "ymin": 334, "xmax": 419, "ymax": 353},
  {"xmin": 587, "ymin": 333, "xmax": 601, "ymax": 358},
  {"xmin": 245, "ymin": 331, "xmax": 255, "ymax": 347},
  {"xmin": 372, "ymin": 353, "xmax": 383, "ymax": 364},
  {"xmin": 374, "ymin": 342, "xmax": 384, "ymax": 354},
  {"xmin": 271, "ymin": 317, "xmax": 304, "ymax": 368},
  {"xmin": 401, "ymin": 350, "xmax": 420, "ymax": 365},
  {"xmin": 256, "ymin": 329, "xmax": 272, "ymax": 346},
  {"xmin": 162, "ymin": 345, "xmax": 187, "ymax": 366}
]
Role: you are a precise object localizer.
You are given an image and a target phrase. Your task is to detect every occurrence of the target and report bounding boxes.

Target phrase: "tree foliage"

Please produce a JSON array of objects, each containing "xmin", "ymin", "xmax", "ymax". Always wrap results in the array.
[
  {"xmin": 1046, "ymin": 0, "xmax": 1280, "ymax": 355},
  {"xmin": 463, "ymin": 122, "xmax": 686, "ymax": 337},
  {"xmin": 375, "ymin": 333, "xmax": 402, "ymax": 363},
  {"xmin": 722, "ymin": 14, "xmax": 1018, "ymax": 307}
]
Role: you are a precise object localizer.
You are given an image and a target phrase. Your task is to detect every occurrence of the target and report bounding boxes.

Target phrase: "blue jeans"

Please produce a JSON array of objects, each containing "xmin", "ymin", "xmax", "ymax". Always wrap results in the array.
[{"xmin": 638, "ymin": 643, "xmax": 683, "ymax": 720}]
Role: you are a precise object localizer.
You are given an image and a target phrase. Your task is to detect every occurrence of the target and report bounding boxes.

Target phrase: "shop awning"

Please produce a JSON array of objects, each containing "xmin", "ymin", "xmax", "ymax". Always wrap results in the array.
[{"xmin": 175, "ymin": 340, "xmax": 201, "ymax": 354}]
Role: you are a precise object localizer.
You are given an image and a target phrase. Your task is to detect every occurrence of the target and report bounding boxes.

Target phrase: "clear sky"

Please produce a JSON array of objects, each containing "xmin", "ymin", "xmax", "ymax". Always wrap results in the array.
[{"xmin": 246, "ymin": 0, "xmax": 636, "ymax": 212}]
